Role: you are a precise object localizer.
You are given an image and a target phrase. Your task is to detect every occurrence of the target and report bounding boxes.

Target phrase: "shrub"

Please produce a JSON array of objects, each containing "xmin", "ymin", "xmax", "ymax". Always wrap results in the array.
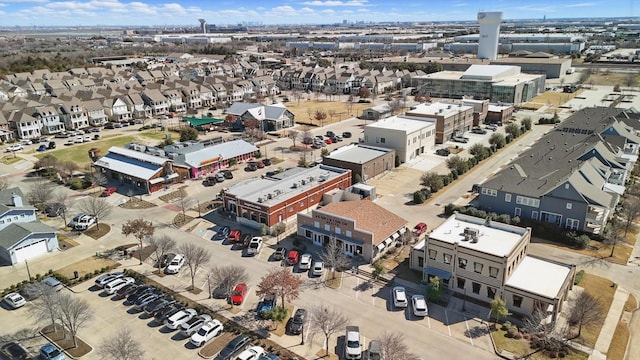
[
  {"xmin": 262, "ymin": 306, "xmax": 289, "ymax": 322},
  {"xmin": 413, "ymin": 190, "xmax": 426, "ymax": 204},
  {"xmin": 501, "ymin": 321, "xmax": 511, "ymax": 331},
  {"xmin": 574, "ymin": 270, "xmax": 585, "ymax": 285}
]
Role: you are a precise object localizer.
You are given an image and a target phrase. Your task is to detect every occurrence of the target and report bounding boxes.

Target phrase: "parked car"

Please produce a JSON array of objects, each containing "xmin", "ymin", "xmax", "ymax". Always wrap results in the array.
[
  {"xmin": 435, "ymin": 148, "xmax": 450, "ymax": 156},
  {"xmin": 228, "ymin": 229, "xmax": 241, "ymax": 243},
  {"xmin": 344, "ymin": 326, "xmax": 362, "ymax": 360},
  {"xmin": 144, "ymin": 296, "xmax": 176, "ymax": 316},
  {"xmin": 452, "ymin": 136, "xmax": 469, "ymax": 143},
  {"xmin": 44, "ymin": 203, "xmax": 66, "ymax": 217},
  {"xmin": 246, "ymin": 162, "xmax": 258, "ymax": 171},
  {"xmin": 324, "ymin": 138, "xmax": 333, "ymax": 145},
  {"xmin": 48, "ymin": 141, "xmax": 57, "ymax": 149},
  {"xmin": 5, "ymin": 144, "xmax": 23, "ymax": 152},
  {"xmin": 239, "ymin": 234, "xmax": 253, "ymax": 249},
  {"xmin": 165, "ymin": 254, "xmax": 185, "ymax": 274},
  {"xmin": 74, "ymin": 215, "xmax": 96, "ymax": 231},
  {"xmin": 411, "ymin": 294, "xmax": 428, "ymax": 317},
  {"xmin": 158, "ymin": 253, "xmax": 176, "ymax": 268},
  {"xmin": 189, "ymin": 319, "xmax": 224, "ymax": 347},
  {"xmin": 298, "ymin": 254, "xmax": 312, "ymax": 271},
  {"xmin": 213, "ymin": 226, "xmax": 231, "ymax": 241},
  {"xmin": 287, "ymin": 250, "xmax": 299, "ymax": 265},
  {"xmin": 37, "ymin": 144, "xmax": 48, "ymax": 152},
  {"xmin": 74, "ymin": 137, "xmax": 84, "ymax": 144},
  {"xmin": 257, "ymin": 294, "xmax": 276, "ymax": 318},
  {"xmin": 223, "ymin": 170, "xmax": 234, "ymax": 179},
  {"xmin": 392, "ymin": 286, "xmax": 408, "ymax": 308},
  {"xmin": 311, "ymin": 261, "xmax": 324, "ymax": 277},
  {"xmin": 68, "ymin": 213, "xmax": 85, "ymax": 229},
  {"xmin": 115, "ymin": 283, "xmax": 139, "ymax": 299},
  {"xmin": 180, "ymin": 314, "xmax": 212, "ymax": 337},
  {"xmin": 39, "ymin": 344, "xmax": 65, "ymax": 360},
  {"xmin": 3, "ymin": 292, "xmax": 26, "ymax": 309},
  {"xmin": 1, "ymin": 341, "xmax": 28, "ymax": 360},
  {"xmin": 486, "ymin": 123, "xmax": 498, "ymax": 131},
  {"xmin": 247, "ymin": 237, "xmax": 263, "ymax": 255},
  {"xmin": 104, "ymin": 277, "xmax": 135, "ymax": 295},
  {"xmin": 368, "ymin": 340, "xmax": 382, "ymax": 360},
  {"xmin": 41, "ymin": 277, "xmax": 63, "ymax": 292},
  {"xmin": 273, "ymin": 247, "xmax": 287, "ymax": 261},
  {"xmin": 154, "ymin": 303, "xmax": 185, "ymax": 323},
  {"xmin": 413, "ymin": 222, "xmax": 428, "ymax": 236},
  {"xmin": 326, "ymin": 131, "xmax": 336, "ymax": 138},
  {"xmin": 288, "ymin": 308, "xmax": 307, "ymax": 335},
  {"xmin": 256, "ymin": 160, "xmax": 265, "ymax": 169},
  {"xmin": 261, "ymin": 158, "xmax": 272, "ymax": 166},
  {"xmin": 165, "ymin": 308, "xmax": 197, "ymax": 330},
  {"xmin": 126, "ymin": 286, "xmax": 155, "ymax": 304},
  {"xmin": 218, "ymin": 334, "xmax": 251, "ymax": 360},
  {"xmin": 235, "ymin": 346, "xmax": 265, "ymax": 360},
  {"xmin": 342, "ymin": 131, "xmax": 353, "ymax": 138},
  {"xmin": 134, "ymin": 293, "xmax": 164, "ymax": 311},
  {"xmin": 215, "ymin": 172, "xmax": 226, "ymax": 183},
  {"xmin": 471, "ymin": 126, "xmax": 487, "ymax": 134},
  {"xmin": 101, "ymin": 187, "xmax": 117, "ymax": 197},
  {"xmin": 230, "ymin": 283, "xmax": 248, "ymax": 305},
  {"xmin": 94, "ymin": 272, "xmax": 124, "ymax": 288}
]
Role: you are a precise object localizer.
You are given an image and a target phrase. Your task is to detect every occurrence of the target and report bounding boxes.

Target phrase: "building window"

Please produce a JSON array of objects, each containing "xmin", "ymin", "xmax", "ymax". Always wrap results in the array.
[
  {"xmin": 457, "ymin": 278, "xmax": 466, "ymax": 289},
  {"xmin": 487, "ymin": 287, "xmax": 496, "ymax": 299},
  {"xmin": 305, "ymin": 230, "xmax": 311, "ymax": 238},
  {"xmin": 472, "ymin": 282, "xmax": 481, "ymax": 294},
  {"xmin": 514, "ymin": 207, "xmax": 521, "ymax": 217},
  {"xmin": 381, "ymin": 137, "xmax": 386, "ymax": 143},
  {"xmin": 532, "ymin": 211, "xmax": 538, "ymax": 220},
  {"xmin": 428, "ymin": 249, "xmax": 437, "ymax": 260},
  {"xmin": 335, "ymin": 227, "xmax": 341, "ymax": 235},
  {"xmin": 346, "ymin": 230, "xmax": 352, "ymax": 237},
  {"xmin": 443, "ymin": 253, "xmax": 451, "ymax": 264},
  {"xmin": 489, "ymin": 266, "xmax": 499, "ymax": 278},
  {"xmin": 324, "ymin": 224, "xmax": 330, "ymax": 231},
  {"xmin": 516, "ymin": 195, "xmax": 540, "ymax": 208},
  {"xmin": 314, "ymin": 221, "xmax": 320, "ymax": 228},
  {"xmin": 418, "ymin": 257, "xmax": 424, "ymax": 268},
  {"xmin": 474, "ymin": 262, "xmax": 483, "ymax": 274},
  {"xmin": 505, "ymin": 193, "xmax": 511, "ymax": 202},
  {"xmin": 481, "ymin": 188, "xmax": 497, "ymax": 197},
  {"xmin": 458, "ymin": 258, "xmax": 467, "ymax": 269},
  {"xmin": 566, "ymin": 202, "xmax": 572, "ymax": 210},
  {"xmin": 512, "ymin": 295, "xmax": 523, "ymax": 308},
  {"xmin": 566, "ymin": 218, "xmax": 580, "ymax": 230}
]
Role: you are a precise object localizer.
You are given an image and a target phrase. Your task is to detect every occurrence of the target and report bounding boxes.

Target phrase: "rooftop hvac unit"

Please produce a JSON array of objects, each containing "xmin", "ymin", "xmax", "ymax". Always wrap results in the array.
[
  {"xmin": 319, "ymin": 173, "xmax": 330, "ymax": 182},
  {"xmin": 463, "ymin": 227, "xmax": 480, "ymax": 242},
  {"xmin": 267, "ymin": 193, "xmax": 273, "ymax": 199},
  {"xmin": 257, "ymin": 197, "xmax": 264, "ymax": 203},
  {"xmin": 292, "ymin": 182, "xmax": 299, "ymax": 188},
  {"xmin": 308, "ymin": 176, "xmax": 315, "ymax": 182},
  {"xmin": 301, "ymin": 179, "xmax": 306, "ymax": 185}
]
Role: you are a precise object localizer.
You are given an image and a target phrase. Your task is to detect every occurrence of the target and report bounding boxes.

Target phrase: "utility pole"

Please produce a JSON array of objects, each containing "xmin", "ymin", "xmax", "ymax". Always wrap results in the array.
[{"xmin": 25, "ymin": 260, "xmax": 31, "ymax": 280}]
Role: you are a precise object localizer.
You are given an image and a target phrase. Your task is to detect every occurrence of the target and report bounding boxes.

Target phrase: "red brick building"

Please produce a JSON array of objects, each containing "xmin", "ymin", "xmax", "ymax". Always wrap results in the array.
[{"xmin": 222, "ymin": 165, "xmax": 352, "ymax": 231}]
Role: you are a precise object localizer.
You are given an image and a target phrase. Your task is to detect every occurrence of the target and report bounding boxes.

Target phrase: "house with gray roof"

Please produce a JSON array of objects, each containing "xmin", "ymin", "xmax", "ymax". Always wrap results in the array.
[
  {"xmin": 224, "ymin": 102, "xmax": 295, "ymax": 132},
  {"xmin": 475, "ymin": 107, "xmax": 638, "ymax": 234},
  {"xmin": 0, "ymin": 188, "xmax": 58, "ymax": 265},
  {"xmin": 164, "ymin": 139, "xmax": 258, "ymax": 178}
]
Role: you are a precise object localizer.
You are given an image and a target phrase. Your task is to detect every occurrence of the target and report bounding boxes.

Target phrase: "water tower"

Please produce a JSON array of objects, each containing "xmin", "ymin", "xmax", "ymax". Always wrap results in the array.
[
  {"xmin": 477, "ymin": 11, "xmax": 502, "ymax": 60},
  {"xmin": 198, "ymin": 19, "xmax": 207, "ymax": 34}
]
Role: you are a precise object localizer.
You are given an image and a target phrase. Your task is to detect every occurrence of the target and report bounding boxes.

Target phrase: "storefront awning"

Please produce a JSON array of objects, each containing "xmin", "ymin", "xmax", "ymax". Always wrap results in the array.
[
  {"xmin": 392, "ymin": 233, "xmax": 400, "ymax": 240},
  {"xmin": 376, "ymin": 243, "xmax": 385, "ymax": 251},
  {"xmin": 149, "ymin": 173, "xmax": 179, "ymax": 184},
  {"xmin": 399, "ymin": 227, "xmax": 407, "ymax": 234},
  {"xmin": 383, "ymin": 238, "xmax": 393, "ymax": 246},
  {"xmin": 423, "ymin": 267, "xmax": 452, "ymax": 280}
]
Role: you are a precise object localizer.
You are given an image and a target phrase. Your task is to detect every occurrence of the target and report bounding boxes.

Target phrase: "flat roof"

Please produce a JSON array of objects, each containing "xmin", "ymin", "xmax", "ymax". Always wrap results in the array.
[
  {"xmin": 406, "ymin": 102, "xmax": 473, "ymax": 117},
  {"xmin": 429, "ymin": 213, "xmax": 528, "ymax": 257},
  {"xmin": 227, "ymin": 164, "xmax": 349, "ymax": 206},
  {"xmin": 178, "ymin": 140, "xmax": 258, "ymax": 168},
  {"xmin": 365, "ymin": 115, "xmax": 435, "ymax": 133},
  {"xmin": 505, "ymin": 256, "xmax": 573, "ymax": 299},
  {"xmin": 326, "ymin": 144, "xmax": 392, "ymax": 164}
]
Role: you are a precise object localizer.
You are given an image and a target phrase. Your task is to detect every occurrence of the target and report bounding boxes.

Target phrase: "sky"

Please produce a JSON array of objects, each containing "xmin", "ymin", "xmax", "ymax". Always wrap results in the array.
[{"xmin": 0, "ymin": 0, "xmax": 636, "ymax": 27}]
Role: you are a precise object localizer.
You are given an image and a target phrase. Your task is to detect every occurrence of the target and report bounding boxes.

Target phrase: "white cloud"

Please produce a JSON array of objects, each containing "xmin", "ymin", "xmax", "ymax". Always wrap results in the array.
[{"xmin": 302, "ymin": 0, "xmax": 367, "ymax": 6}]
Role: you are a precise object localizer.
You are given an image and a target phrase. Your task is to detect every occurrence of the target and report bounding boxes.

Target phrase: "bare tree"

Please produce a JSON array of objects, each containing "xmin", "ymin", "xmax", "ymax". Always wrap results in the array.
[
  {"xmin": 207, "ymin": 265, "xmax": 249, "ymax": 299},
  {"xmin": 77, "ymin": 197, "xmax": 113, "ymax": 231},
  {"xmin": 24, "ymin": 282, "xmax": 60, "ymax": 329},
  {"xmin": 301, "ymin": 129, "xmax": 314, "ymax": 145},
  {"xmin": 620, "ymin": 198, "xmax": 640, "ymax": 236},
  {"xmin": 53, "ymin": 192, "xmax": 71, "ymax": 226},
  {"xmin": 122, "ymin": 218, "xmax": 155, "ymax": 265},
  {"xmin": 56, "ymin": 160, "xmax": 79, "ymax": 184},
  {"xmin": 99, "ymin": 327, "xmax": 145, "ymax": 360},
  {"xmin": 179, "ymin": 243, "xmax": 211, "ymax": 290},
  {"xmin": 308, "ymin": 304, "xmax": 349, "ymax": 355},
  {"xmin": 288, "ymin": 129, "xmax": 300, "ymax": 148},
  {"xmin": 603, "ymin": 218, "xmax": 624, "ymax": 257},
  {"xmin": 90, "ymin": 171, "xmax": 108, "ymax": 193},
  {"xmin": 26, "ymin": 177, "xmax": 56, "ymax": 211},
  {"xmin": 321, "ymin": 237, "xmax": 351, "ymax": 280},
  {"xmin": 256, "ymin": 268, "xmax": 303, "ymax": 311},
  {"xmin": 523, "ymin": 307, "xmax": 566, "ymax": 352},
  {"xmin": 328, "ymin": 109, "xmax": 337, "ymax": 122},
  {"xmin": 378, "ymin": 331, "xmax": 415, "ymax": 360},
  {"xmin": 175, "ymin": 191, "xmax": 193, "ymax": 218},
  {"xmin": 314, "ymin": 110, "xmax": 327, "ymax": 127},
  {"xmin": 147, "ymin": 235, "xmax": 176, "ymax": 268},
  {"xmin": 568, "ymin": 292, "xmax": 603, "ymax": 337},
  {"xmin": 57, "ymin": 292, "xmax": 93, "ymax": 348}
]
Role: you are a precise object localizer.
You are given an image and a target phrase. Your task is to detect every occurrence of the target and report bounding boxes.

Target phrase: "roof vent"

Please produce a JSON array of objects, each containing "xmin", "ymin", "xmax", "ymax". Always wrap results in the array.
[{"xmin": 463, "ymin": 227, "xmax": 479, "ymax": 242}]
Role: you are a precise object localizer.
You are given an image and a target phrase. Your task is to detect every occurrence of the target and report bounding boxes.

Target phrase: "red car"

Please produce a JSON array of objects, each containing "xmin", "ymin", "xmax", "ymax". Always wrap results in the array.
[
  {"xmin": 230, "ymin": 283, "xmax": 248, "ymax": 305},
  {"xmin": 101, "ymin": 187, "xmax": 117, "ymax": 197},
  {"xmin": 413, "ymin": 222, "xmax": 428, "ymax": 236},
  {"xmin": 256, "ymin": 160, "xmax": 265, "ymax": 169},
  {"xmin": 287, "ymin": 250, "xmax": 299, "ymax": 266},
  {"xmin": 324, "ymin": 138, "xmax": 333, "ymax": 145},
  {"xmin": 228, "ymin": 230, "xmax": 241, "ymax": 243}
]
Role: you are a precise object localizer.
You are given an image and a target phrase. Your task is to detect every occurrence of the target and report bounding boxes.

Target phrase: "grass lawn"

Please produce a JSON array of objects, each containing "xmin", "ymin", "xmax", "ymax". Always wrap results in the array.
[
  {"xmin": 285, "ymin": 100, "xmax": 373, "ymax": 126},
  {"xmin": 624, "ymin": 293, "xmax": 637, "ymax": 312},
  {"xmin": 0, "ymin": 154, "xmax": 23, "ymax": 164},
  {"xmin": 491, "ymin": 328, "xmax": 588, "ymax": 360},
  {"xmin": 56, "ymin": 256, "xmax": 119, "ymax": 279},
  {"xmin": 585, "ymin": 72, "xmax": 640, "ymax": 87},
  {"xmin": 574, "ymin": 273, "xmax": 617, "ymax": 348},
  {"xmin": 607, "ymin": 321, "xmax": 630, "ymax": 360},
  {"xmin": 41, "ymin": 324, "xmax": 92, "ymax": 358},
  {"xmin": 523, "ymin": 89, "xmax": 585, "ymax": 110},
  {"xmin": 534, "ymin": 238, "xmax": 632, "ymax": 265},
  {"xmin": 325, "ymin": 272, "xmax": 343, "ymax": 289}
]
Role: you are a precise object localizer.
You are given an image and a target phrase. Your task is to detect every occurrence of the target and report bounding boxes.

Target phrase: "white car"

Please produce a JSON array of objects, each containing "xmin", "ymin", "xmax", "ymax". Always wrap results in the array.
[
  {"xmin": 5, "ymin": 144, "xmax": 23, "ymax": 152},
  {"xmin": 246, "ymin": 237, "xmax": 263, "ymax": 256},
  {"xmin": 411, "ymin": 294, "xmax": 428, "ymax": 317},
  {"xmin": 74, "ymin": 215, "xmax": 96, "ymax": 230},
  {"xmin": 94, "ymin": 272, "xmax": 124, "ymax": 288},
  {"xmin": 4, "ymin": 292, "xmax": 26, "ymax": 309},
  {"xmin": 298, "ymin": 254, "xmax": 312, "ymax": 271},
  {"xmin": 392, "ymin": 286, "xmax": 408, "ymax": 308},
  {"xmin": 164, "ymin": 254, "xmax": 185, "ymax": 274},
  {"xmin": 103, "ymin": 277, "xmax": 134, "ymax": 295},
  {"xmin": 311, "ymin": 261, "xmax": 324, "ymax": 277},
  {"xmin": 189, "ymin": 319, "xmax": 224, "ymax": 347},
  {"xmin": 74, "ymin": 136, "xmax": 84, "ymax": 144},
  {"xmin": 235, "ymin": 346, "xmax": 264, "ymax": 360},
  {"xmin": 165, "ymin": 308, "xmax": 197, "ymax": 330},
  {"xmin": 180, "ymin": 314, "xmax": 212, "ymax": 337}
]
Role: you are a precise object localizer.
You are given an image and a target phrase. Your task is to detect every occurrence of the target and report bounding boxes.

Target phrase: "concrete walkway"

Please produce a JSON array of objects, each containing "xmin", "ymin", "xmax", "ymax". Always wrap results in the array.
[{"xmin": 588, "ymin": 286, "xmax": 630, "ymax": 360}]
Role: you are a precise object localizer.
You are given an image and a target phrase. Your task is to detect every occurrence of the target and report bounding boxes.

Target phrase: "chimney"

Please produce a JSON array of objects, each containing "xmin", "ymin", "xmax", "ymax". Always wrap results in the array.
[{"xmin": 11, "ymin": 192, "xmax": 23, "ymax": 207}]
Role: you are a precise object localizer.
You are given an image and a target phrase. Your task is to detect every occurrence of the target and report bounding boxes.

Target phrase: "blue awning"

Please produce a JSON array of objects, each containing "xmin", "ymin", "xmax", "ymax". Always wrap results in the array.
[{"xmin": 423, "ymin": 267, "xmax": 452, "ymax": 280}]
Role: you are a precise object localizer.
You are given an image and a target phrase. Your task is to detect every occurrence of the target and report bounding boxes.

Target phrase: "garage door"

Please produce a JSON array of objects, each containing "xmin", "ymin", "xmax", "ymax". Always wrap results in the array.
[{"xmin": 13, "ymin": 239, "xmax": 48, "ymax": 263}]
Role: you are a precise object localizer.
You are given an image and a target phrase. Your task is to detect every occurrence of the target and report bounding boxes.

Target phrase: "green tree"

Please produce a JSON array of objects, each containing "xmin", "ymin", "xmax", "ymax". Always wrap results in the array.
[
  {"xmin": 489, "ymin": 133, "xmax": 506, "ymax": 149},
  {"xmin": 426, "ymin": 276, "xmax": 444, "ymax": 302},
  {"xmin": 420, "ymin": 172, "xmax": 443, "ymax": 192},
  {"xmin": 522, "ymin": 117, "xmax": 532, "ymax": 131},
  {"xmin": 490, "ymin": 296, "xmax": 511, "ymax": 326},
  {"xmin": 179, "ymin": 127, "xmax": 199, "ymax": 142},
  {"xmin": 504, "ymin": 123, "xmax": 521, "ymax": 139},
  {"xmin": 413, "ymin": 190, "xmax": 426, "ymax": 204},
  {"xmin": 371, "ymin": 261, "xmax": 386, "ymax": 280},
  {"xmin": 468, "ymin": 143, "xmax": 490, "ymax": 160},
  {"xmin": 446, "ymin": 155, "xmax": 468, "ymax": 175}
]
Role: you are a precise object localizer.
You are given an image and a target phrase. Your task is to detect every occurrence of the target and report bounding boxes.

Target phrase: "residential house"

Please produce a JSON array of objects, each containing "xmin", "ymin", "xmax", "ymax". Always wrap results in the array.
[
  {"xmin": 103, "ymin": 97, "xmax": 132, "ymax": 122},
  {"xmin": 180, "ymin": 84, "xmax": 202, "ymax": 110},
  {"xmin": 84, "ymin": 99, "xmax": 108, "ymax": 126},
  {"xmin": 32, "ymin": 106, "xmax": 65, "ymax": 134},
  {"xmin": 225, "ymin": 102, "xmax": 295, "ymax": 132},
  {"xmin": 8, "ymin": 111, "xmax": 41, "ymax": 140},
  {"xmin": 59, "ymin": 99, "xmax": 90, "ymax": 130},
  {"xmin": 163, "ymin": 89, "xmax": 187, "ymax": 113},
  {"xmin": 124, "ymin": 93, "xmax": 152, "ymax": 120},
  {"xmin": 141, "ymin": 89, "xmax": 169, "ymax": 116}
]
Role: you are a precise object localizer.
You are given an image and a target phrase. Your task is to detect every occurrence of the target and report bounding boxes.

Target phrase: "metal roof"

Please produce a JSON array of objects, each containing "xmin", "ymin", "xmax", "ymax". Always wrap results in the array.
[{"xmin": 177, "ymin": 140, "xmax": 258, "ymax": 168}]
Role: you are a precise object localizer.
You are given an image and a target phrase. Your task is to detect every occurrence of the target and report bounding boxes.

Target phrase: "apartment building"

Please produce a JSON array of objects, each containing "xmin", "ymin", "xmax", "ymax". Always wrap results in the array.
[
  {"xmin": 362, "ymin": 115, "xmax": 436, "ymax": 164},
  {"xmin": 405, "ymin": 101, "xmax": 474, "ymax": 143}
]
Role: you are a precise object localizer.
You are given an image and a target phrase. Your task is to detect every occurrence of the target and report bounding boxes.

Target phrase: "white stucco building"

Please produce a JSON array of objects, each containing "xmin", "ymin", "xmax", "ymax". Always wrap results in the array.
[{"xmin": 362, "ymin": 115, "xmax": 436, "ymax": 164}]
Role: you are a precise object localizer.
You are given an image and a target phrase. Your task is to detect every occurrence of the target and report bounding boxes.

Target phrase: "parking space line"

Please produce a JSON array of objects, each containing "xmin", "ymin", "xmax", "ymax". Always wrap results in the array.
[
  {"xmin": 427, "ymin": 316, "xmax": 431, "ymax": 329},
  {"xmin": 444, "ymin": 309, "xmax": 451, "ymax": 336},
  {"xmin": 355, "ymin": 278, "xmax": 359, "ymax": 299},
  {"xmin": 464, "ymin": 317, "xmax": 473, "ymax": 345}
]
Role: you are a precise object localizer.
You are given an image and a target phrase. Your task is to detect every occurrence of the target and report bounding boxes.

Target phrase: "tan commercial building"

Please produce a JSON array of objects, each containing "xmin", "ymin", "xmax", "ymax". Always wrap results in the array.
[
  {"xmin": 405, "ymin": 101, "xmax": 474, "ymax": 143},
  {"xmin": 363, "ymin": 115, "xmax": 436, "ymax": 164},
  {"xmin": 410, "ymin": 213, "xmax": 575, "ymax": 323}
]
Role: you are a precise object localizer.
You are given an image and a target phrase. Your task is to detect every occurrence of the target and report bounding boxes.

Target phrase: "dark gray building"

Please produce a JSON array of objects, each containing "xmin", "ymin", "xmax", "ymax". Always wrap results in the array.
[{"xmin": 322, "ymin": 144, "xmax": 395, "ymax": 183}]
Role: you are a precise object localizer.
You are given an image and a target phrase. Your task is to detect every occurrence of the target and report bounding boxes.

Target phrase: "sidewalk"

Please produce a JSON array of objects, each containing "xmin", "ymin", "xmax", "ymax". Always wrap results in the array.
[{"xmin": 588, "ymin": 286, "xmax": 630, "ymax": 360}]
